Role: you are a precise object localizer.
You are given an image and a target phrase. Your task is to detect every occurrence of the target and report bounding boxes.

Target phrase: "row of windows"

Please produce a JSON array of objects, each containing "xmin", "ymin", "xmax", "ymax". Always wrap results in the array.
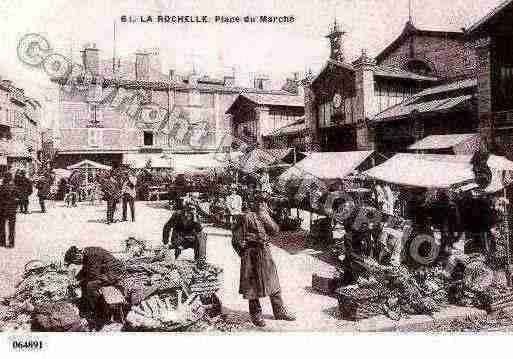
[
  {"xmin": 317, "ymin": 97, "xmax": 357, "ymax": 128},
  {"xmin": 174, "ymin": 92, "xmax": 215, "ymax": 108},
  {"xmin": 318, "ymin": 102, "xmax": 334, "ymax": 128},
  {"xmin": 375, "ymin": 81, "xmax": 419, "ymax": 113}
]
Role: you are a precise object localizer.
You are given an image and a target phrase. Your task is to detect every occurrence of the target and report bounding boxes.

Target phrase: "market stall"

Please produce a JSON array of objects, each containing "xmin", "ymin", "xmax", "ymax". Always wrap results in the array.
[
  {"xmin": 274, "ymin": 151, "xmax": 376, "ymax": 238},
  {"xmin": 316, "ymin": 151, "xmax": 513, "ymax": 322},
  {"xmin": 0, "ymin": 240, "xmax": 226, "ymax": 332}
]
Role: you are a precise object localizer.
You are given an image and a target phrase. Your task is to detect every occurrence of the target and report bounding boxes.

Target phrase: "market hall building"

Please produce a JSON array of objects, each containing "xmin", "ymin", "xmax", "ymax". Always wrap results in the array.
[
  {"xmin": 466, "ymin": 0, "xmax": 513, "ymax": 158},
  {"xmin": 305, "ymin": 20, "xmax": 479, "ymax": 153}
]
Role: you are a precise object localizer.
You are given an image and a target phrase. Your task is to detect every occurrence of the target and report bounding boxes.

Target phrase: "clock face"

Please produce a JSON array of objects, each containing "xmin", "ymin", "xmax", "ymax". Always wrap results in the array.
[{"xmin": 333, "ymin": 93, "xmax": 342, "ymax": 109}]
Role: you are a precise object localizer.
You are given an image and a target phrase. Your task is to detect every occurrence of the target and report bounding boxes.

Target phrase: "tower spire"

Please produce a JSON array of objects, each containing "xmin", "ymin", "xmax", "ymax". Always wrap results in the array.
[
  {"xmin": 326, "ymin": 19, "xmax": 346, "ymax": 62},
  {"xmin": 408, "ymin": 0, "xmax": 413, "ymax": 24}
]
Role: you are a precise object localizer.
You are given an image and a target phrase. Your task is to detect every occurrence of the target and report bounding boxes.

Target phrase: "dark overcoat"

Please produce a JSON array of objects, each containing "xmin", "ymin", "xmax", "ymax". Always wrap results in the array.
[{"xmin": 232, "ymin": 206, "xmax": 281, "ymax": 300}]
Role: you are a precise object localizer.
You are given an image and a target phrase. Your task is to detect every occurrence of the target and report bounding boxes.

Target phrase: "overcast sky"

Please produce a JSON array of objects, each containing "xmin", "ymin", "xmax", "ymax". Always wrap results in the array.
[{"xmin": 0, "ymin": 0, "xmax": 505, "ymax": 126}]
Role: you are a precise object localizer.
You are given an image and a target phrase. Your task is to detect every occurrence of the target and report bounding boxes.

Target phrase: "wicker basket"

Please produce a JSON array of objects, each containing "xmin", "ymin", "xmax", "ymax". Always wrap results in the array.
[{"xmin": 336, "ymin": 285, "xmax": 387, "ymax": 320}]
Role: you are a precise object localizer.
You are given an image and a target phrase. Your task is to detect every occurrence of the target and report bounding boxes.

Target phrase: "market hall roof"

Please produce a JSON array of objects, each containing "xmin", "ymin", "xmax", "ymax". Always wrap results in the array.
[
  {"xmin": 373, "ymin": 65, "xmax": 438, "ymax": 82},
  {"xmin": 311, "ymin": 58, "xmax": 438, "ymax": 90},
  {"xmin": 267, "ymin": 118, "xmax": 307, "ymax": 137},
  {"xmin": 225, "ymin": 93, "xmax": 304, "ymax": 114},
  {"xmin": 371, "ymin": 78, "xmax": 477, "ymax": 123},
  {"xmin": 466, "ymin": 0, "xmax": 513, "ymax": 35},
  {"xmin": 375, "ymin": 21, "xmax": 465, "ymax": 64}
]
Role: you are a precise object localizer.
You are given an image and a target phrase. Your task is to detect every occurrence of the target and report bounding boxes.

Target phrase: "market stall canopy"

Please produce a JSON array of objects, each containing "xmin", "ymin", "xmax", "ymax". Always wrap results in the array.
[
  {"xmin": 67, "ymin": 159, "xmax": 112, "ymax": 171},
  {"xmin": 364, "ymin": 153, "xmax": 473, "ymax": 188},
  {"xmin": 279, "ymin": 151, "xmax": 374, "ymax": 182},
  {"xmin": 236, "ymin": 148, "xmax": 296, "ymax": 174},
  {"xmin": 408, "ymin": 133, "xmax": 480, "ymax": 154},
  {"xmin": 52, "ymin": 168, "xmax": 72, "ymax": 178},
  {"xmin": 123, "ymin": 153, "xmax": 228, "ymax": 172},
  {"xmin": 364, "ymin": 153, "xmax": 513, "ymax": 190}
]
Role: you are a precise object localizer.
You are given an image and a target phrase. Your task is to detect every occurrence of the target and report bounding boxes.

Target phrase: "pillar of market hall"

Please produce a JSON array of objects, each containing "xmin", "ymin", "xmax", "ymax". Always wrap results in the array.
[{"xmin": 353, "ymin": 49, "xmax": 377, "ymax": 151}]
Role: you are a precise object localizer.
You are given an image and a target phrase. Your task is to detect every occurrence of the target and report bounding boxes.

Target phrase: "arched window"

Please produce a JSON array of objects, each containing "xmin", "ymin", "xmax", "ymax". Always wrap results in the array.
[{"xmin": 405, "ymin": 59, "xmax": 433, "ymax": 76}]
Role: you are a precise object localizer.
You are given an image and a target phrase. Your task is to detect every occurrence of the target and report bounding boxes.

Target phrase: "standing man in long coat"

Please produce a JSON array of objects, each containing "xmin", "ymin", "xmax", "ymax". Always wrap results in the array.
[{"xmin": 231, "ymin": 192, "xmax": 295, "ymax": 327}]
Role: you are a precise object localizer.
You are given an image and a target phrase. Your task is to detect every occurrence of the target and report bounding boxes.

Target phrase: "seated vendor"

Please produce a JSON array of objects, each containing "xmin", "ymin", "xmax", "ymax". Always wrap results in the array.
[
  {"xmin": 64, "ymin": 245, "xmax": 144, "ymax": 323},
  {"xmin": 340, "ymin": 200, "xmax": 374, "ymax": 285},
  {"xmin": 162, "ymin": 199, "xmax": 207, "ymax": 268},
  {"xmin": 377, "ymin": 227, "xmax": 403, "ymax": 267}
]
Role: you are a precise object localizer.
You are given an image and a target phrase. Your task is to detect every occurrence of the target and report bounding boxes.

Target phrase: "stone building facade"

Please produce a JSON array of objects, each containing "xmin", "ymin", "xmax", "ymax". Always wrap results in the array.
[
  {"xmin": 0, "ymin": 78, "xmax": 42, "ymax": 174},
  {"xmin": 51, "ymin": 44, "xmax": 294, "ymax": 169}
]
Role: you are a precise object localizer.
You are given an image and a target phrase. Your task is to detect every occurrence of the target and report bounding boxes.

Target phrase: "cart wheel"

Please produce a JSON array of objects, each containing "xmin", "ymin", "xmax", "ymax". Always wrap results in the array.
[{"xmin": 408, "ymin": 234, "xmax": 441, "ymax": 266}]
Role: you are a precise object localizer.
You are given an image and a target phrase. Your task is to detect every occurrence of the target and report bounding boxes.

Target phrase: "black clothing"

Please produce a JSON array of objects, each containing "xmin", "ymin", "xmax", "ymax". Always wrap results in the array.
[
  {"xmin": 76, "ymin": 247, "xmax": 130, "ymax": 314},
  {"xmin": 78, "ymin": 247, "xmax": 126, "ymax": 283},
  {"xmin": 162, "ymin": 210, "xmax": 206, "ymax": 263},
  {"xmin": 0, "ymin": 182, "xmax": 19, "ymax": 247},
  {"xmin": 122, "ymin": 194, "xmax": 135, "ymax": 222}
]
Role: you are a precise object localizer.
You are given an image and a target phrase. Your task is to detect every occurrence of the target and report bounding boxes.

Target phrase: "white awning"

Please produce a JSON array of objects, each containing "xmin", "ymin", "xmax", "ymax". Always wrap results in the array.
[
  {"xmin": 123, "ymin": 153, "xmax": 227, "ymax": 171},
  {"xmin": 279, "ymin": 151, "xmax": 373, "ymax": 182},
  {"xmin": 364, "ymin": 153, "xmax": 513, "ymax": 191},
  {"xmin": 409, "ymin": 133, "xmax": 480, "ymax": 154},
  {"xmin": 53, "ymin": 168, "xmax": 72, "ymax": 178},
  {"xmin": 364, "ymin": 153, "xmax": 472, "ymax": 188},
  {"xmin": 67, "ymin": 159, "xmax": 112, "ymax": 170}
]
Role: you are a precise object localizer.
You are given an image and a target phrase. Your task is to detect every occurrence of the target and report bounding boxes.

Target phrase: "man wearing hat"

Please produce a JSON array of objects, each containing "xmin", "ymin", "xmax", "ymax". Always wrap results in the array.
[
  {"xmin": 64, "ymin": 245, "xmax": 144, "ymax": 324},
  {"xmin": 232, "ymin": 191, "xmax": 296, "ymax": 327},
  {"xmin": 162, "ymin": 198, "xmax": 207, "ymax": 268}
]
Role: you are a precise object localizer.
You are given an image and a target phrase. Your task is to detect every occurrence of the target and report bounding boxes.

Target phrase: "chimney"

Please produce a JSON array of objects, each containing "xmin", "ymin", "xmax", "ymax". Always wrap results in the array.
[
  {"xmin": 135, "ymin": 51, "xmax": 150, "ymax": 81},
  {"xmin": 81, "ymin": 43, "xmax": 100, "ymax": 77},
  {"xmin": 326, "ymin": 20, "xmax": 346, "ymax": 62},
  {"xmin": 188, "ymin": 73, "xmax": 199, "ymax": 87},
  {"xmin": 224, "ymin": 75, "xmax": 235, "ymax": 87},
  {"xmin": 254, "ymin": 75, "xmax": 270, "ymax": 91},
  {"xmin": 297, "ymin": 80, "xmax": 305, "ymax": 97}
]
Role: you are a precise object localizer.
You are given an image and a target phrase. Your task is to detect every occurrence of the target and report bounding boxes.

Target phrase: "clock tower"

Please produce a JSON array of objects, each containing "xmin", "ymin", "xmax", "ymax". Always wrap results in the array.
[{"xmin": 326, "ymin": 20, "xmax": 346, "ymax": 62}]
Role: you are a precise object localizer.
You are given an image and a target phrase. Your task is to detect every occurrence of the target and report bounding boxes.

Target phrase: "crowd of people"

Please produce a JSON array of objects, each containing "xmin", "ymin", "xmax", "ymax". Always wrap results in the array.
[{"xmin": 0, "ymin": 169, "xmax": 52, "ymax": 248}]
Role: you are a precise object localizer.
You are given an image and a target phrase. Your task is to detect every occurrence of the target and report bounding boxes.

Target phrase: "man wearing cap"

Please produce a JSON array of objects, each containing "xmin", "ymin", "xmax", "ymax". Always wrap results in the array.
[
  {"xmin": 64, "ymin": 246, "xmax": 144, "ymax": 323},
  {"xmin": 162, "ymin": 199, "xmax": 207, "ymax": 268},
  {"xmin": 232, "ymin": 192, "xmax": 295, "ymax": 327}
]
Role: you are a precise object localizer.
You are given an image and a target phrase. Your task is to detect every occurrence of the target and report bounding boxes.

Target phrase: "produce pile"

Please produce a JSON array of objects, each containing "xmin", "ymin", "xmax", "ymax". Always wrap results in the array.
[
  {"xmin": 337, "ymin": 253, "xmax": 512, "ymax": 322},
  {"xmin": 0, "ymin": 260, "xmax": 81, "ymax": 332},
  {"xmin": 0, "ymin": 242, "xmax": 226, "ymax": 332}
]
